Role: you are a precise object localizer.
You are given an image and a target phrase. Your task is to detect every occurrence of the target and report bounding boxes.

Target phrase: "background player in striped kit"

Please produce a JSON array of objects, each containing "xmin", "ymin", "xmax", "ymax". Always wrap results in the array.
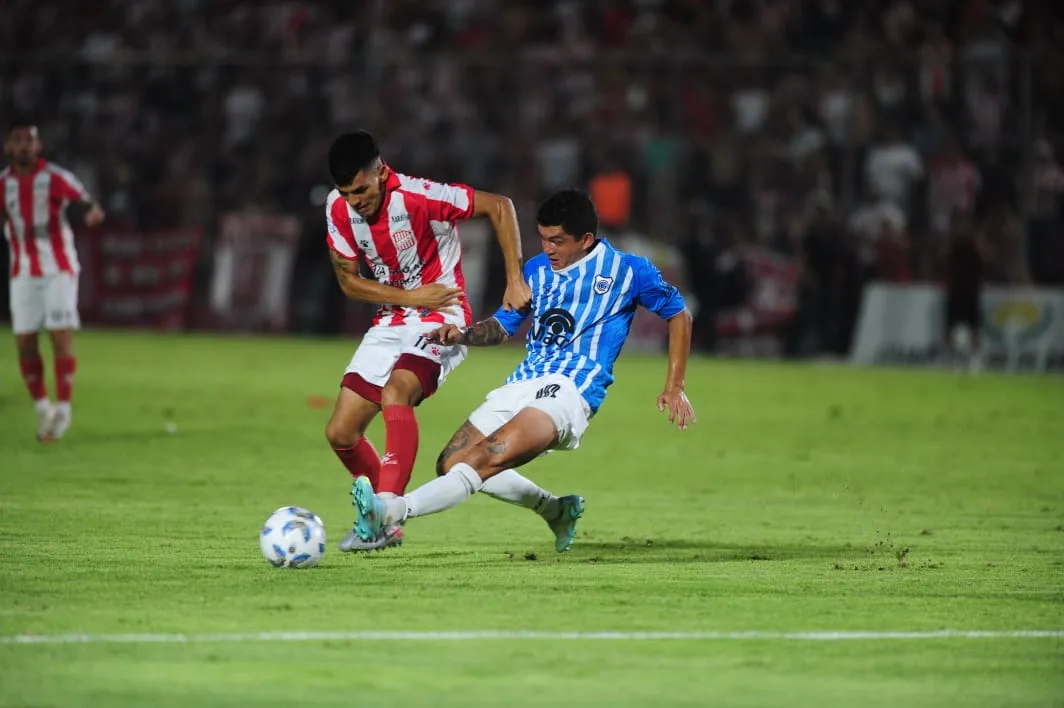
[
  {"xmin": 2, "ymin": 120, "xmax": 105, "ymax": 442},
  {"xmin": 348, "ymin": 189, "xmax": 696, "ymax": 551},
  {"xmin": 323, "ymin": 131, "xmax": 532, "ymax": 552}
]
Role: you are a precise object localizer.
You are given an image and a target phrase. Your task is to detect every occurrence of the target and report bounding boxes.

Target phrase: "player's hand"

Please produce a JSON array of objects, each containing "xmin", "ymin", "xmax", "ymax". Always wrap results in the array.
[
  {"xmin": 409, "ymin": 284, "xmax": 463, "ymax": 311},
  {"xmin": 657, "ymin": 388, "xmax": 696, "ymax": 431},
  {"xmin": 425, "ymin": 324, "xmax": 465, "ymax": 346},
  {"xmin": 501, "ymin": 279, "xmax": 532, "ymax": 312},
  {"xmin": 85, "ymin": 205, "xmax": 105, "ymax": 227}
]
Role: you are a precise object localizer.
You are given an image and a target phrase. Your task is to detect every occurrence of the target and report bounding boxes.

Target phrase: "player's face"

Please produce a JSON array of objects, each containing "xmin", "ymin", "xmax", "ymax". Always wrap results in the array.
[
  {"xmin": 336, "ymin": 163, "xmax": 386, "ymax": 218},
  {"xmin": 4, "ymin": 127, "xmax": 41, "ymax": 167},
  {"xmin": 539, "ymin": 224, "xmax": 595, "ymax": 270}
]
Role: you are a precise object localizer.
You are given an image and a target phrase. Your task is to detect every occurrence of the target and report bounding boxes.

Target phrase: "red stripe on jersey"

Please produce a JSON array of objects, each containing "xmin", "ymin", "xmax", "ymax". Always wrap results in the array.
[
  {"xmin": 328, "ymin": 197, "xmax": 360, "ymax": 259},
  {"xmin": 452, "ymin": 256, "xmax": 473, "ymax": 325},
  {"xmin": 411, "ymin": 201, "xmax": 443, "ymax": 284},
  {"xmin": 8, "ymin": 221, "xmax": 21, "ymax": 277},
  {"xmin": 47, "ymin": 173, "xmax": 73, "ymax": 273},
  {"xmin": 0, "ymin": 195, "xmax": 14, "ymax": 277},
  {"xmin": 18, "ymin": 176, "xmax": 42, "ymax": 277},
  {"xmin": 368, "ymin": 211, "xmax": 404, "ymax": 326}
]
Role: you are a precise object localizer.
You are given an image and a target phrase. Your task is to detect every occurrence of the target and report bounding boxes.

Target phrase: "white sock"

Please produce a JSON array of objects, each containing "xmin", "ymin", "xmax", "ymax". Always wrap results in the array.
[
  {"xmin": 55, "ymin": 401, "xmax": 71, "ymax": 418},
  {"xmin": 34, "ymin": 398, "xmax": 51, "ymax": 414},
  {"xmin": 482, "ymin": 469, "xmax": 560, "ymax": 520},
  {"xmin": 400, "ymin": 462, "xmax": 483, "ymax": 522}
]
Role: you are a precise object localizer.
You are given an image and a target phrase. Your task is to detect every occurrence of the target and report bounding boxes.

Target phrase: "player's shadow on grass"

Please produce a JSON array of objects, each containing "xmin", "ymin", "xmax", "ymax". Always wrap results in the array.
[{"xmin": 572, "ymin": 539, "xmax": 854, "ymax": 564}]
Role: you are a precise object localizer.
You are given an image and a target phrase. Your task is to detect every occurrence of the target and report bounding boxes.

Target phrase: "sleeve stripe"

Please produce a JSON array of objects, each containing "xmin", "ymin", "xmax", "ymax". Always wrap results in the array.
[
  {"xmin": 49, "ymin": 165, "xmax": 91, "ymax": 201},
  {"xmin": 326, "ymin": 192, "xmax": 359, "ymax": 258}
]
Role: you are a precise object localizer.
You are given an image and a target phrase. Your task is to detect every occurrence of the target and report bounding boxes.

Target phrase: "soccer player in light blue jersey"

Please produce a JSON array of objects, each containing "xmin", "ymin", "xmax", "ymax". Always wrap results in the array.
[{"xmin": 349, "ymin": 189, "xmax": 696, "ymax": 552}]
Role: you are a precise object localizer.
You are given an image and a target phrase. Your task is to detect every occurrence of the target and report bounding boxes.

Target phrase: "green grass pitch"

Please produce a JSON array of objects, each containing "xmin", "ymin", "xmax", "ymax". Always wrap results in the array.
[{"xmin": 0, "ymin": 331, "xmax": 1062, "ymax": 707}]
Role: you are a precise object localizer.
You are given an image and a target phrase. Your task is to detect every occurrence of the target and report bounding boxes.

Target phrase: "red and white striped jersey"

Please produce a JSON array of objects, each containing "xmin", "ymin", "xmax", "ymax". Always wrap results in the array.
[
  {"xmin": 326, "ymin": 167, "xmax": 475, "ymax": 328},
  {"xmin": 1, "ymin": 159, "xmax": 91, "ymax": 278}
]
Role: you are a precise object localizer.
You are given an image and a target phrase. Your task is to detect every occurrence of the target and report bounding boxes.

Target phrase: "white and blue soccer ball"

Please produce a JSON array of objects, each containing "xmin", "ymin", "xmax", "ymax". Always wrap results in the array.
[{"xmin": 259, "ymin": 506, "xmax": 326, "ymax": 568}]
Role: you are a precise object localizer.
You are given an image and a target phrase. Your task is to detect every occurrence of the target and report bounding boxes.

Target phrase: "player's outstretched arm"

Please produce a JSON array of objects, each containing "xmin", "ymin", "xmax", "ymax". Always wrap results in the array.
[
  {"xmin": 426, "ymin": 318, "xmax": 509, "ymax": 347},
  {"xmin": 657, "ymin": 308, "xmax": 696, "ymax": 430},
  {"xmin": 472, "ymin": 191, "xmax": 532, "ymax": 312},
  {"xmin": 329, "ymin": 251, "xmax": 461, "ymax": 310}
]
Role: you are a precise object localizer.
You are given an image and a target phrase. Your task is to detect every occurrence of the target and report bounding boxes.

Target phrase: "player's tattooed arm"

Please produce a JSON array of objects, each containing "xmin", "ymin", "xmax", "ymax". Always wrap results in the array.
[
  {"xmin": 462, "ymin": 318, "xmax": 508, "ymax": 346},
  {"xmin": 426, "ymin": 318, "xmax": 508, "ymax": 347},
  {"xmin": 329, "ymin": 249, "xmax": 359, "ymax": 276},
  {"xmin": 328, "ymin": 250, "xmax": 425, "ymax": 308}
]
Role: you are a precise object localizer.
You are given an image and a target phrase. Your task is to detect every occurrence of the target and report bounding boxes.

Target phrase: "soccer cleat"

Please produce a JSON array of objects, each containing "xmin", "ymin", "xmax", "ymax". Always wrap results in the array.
[
  {"xmin": 547, "ymin": 495, "xmax": 585, "ymax": 552},
  {"xmin": 35, "ymin": 401, "xmax": 56, "ymax": 443},
  {"xmin": 351, "ymin": 476, "xmax": 387, "ymax": 542},
  {"xmin": 339, "ymin": 525, "xmax": 404, "ymax": 553},
  {"xmin": 46, "ymin": 405, "xmax": 72, "ymax": 441}
]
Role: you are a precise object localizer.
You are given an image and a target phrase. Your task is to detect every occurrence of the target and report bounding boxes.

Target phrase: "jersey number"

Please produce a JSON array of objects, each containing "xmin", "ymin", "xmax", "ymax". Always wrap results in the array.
[{"xmin": 535, "ymin": 383, "xmax": 560, "ymax": 400}]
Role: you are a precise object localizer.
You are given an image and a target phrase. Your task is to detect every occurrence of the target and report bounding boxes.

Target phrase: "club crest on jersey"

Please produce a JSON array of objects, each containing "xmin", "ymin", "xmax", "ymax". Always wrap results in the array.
[
  {"xmin": 593, "ymin": 275, "xmax": 614, "ymax": 295},
  {"xmin": 391, "ymin": 228, "xmax": 416, "ymax": 251}
]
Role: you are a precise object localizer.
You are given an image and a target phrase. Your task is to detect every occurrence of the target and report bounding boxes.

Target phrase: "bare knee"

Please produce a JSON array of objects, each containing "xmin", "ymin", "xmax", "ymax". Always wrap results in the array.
[
  {"xmin": 446, "ymin": 441, "xmax": 498, "ymax": 479},
  {"xmin": 49, "ymin": 330, "xmax": 75, "ymax": 358},
  {"xmin": 325, "ymin": 420, "xmax": 361, "ymax": 449},
  {"xmin": 435, "ymin": 449, "xmax": 458, "ymax": 477},
  {"xmin": 15, "ymin": 334, "xmax": 39, "ymax": 359}
]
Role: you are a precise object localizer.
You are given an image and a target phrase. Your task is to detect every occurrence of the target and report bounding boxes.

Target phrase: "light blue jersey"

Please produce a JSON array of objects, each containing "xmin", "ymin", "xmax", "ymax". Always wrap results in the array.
[{"xmin": 492, "ymin": 239, "xmax": 686, "ymax": 413}]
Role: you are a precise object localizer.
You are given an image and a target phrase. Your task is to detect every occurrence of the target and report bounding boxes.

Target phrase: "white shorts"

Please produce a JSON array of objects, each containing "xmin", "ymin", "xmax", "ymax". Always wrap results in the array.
[
  {"xmin": 344, "ymin": 321, "xmax": 467, "ymax": 395},
  {"xmin": 10, "ymin": 274, "xmax": 81, "ymax": 335},
  {"xmin": 468, "ymin": 374, "xmax": 592, "ymax": 452}
]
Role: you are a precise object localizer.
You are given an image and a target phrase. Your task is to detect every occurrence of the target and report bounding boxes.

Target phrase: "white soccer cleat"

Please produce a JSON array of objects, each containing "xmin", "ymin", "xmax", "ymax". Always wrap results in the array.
[
  {"xmin": 45, "ymin": 404, "xmax": 72, "ymax": 442},
  {"xmin": 35, "ymin": 400, "xmax": 56, "ymax": 443}
]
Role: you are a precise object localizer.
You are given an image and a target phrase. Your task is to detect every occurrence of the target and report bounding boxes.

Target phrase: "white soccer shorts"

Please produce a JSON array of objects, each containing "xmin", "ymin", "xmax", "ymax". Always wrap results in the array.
[
  {"xmin": 468, "ymin": 373, "xmax": 592, "ymax": 452},
  {"xmin": 9, "ymin": 274, "xmax": 81, "ymax": 335},
  {"xmin": 344, "ymin": 321, "xmax": 467, "ymax": 390}
]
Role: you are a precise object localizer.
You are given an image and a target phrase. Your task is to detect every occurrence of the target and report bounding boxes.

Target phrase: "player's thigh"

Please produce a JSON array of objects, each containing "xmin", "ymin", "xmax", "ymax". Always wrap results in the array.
[
  {"xmin": 466, "ymin": 380, "xmax": 531, "ymax": 440},
  {"xmin": 436, "ymin": 419, "xmax": 486, "ymax": 475},
  {"xmin": 344, "ymin": 325, "xmax": 403, "ymax": 388},
  {"xmin": 466, "ymin": 407, "xmax": 561, "ymax": 476},
  {"xmin": 9, "ymin": 277, "xmax": 45, "ymax": 335},
  {"xmin": 523, "ymin": 375, "xmax": 592, "ymax": 452},
  {"xmin": 326, "ymin": 386, "xmax": 380, "ymax": 443},
  {"xmin": 42, "ymin": 273, "xmax": 80, "ymax": 332},
  {"xmin": 391, "ymin": 323, "xmax": 467, "ymax": 401}
]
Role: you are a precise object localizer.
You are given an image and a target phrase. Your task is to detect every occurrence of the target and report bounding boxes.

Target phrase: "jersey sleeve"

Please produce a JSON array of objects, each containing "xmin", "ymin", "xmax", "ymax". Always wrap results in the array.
[
  {"xmin": 491, "ymin": 306, "xmax": 529, "ymax": 337},
  {"xmin": 51, "ymin": 166, "xmax": 91, "ymax": 203},
  {"xmin": 325, "ymin": 193, "xmax": 359, "ymax": 260},
  {"xmin": 419, "ymin": 179, "xmax": 476, "ymax": 222},
  {"xmin": 633, "ymin": 257, "xmax": 686, "ymax": 319},
  {"xmin": 490, "ymin": 259, "xmax": 536, "ymax": 336}
]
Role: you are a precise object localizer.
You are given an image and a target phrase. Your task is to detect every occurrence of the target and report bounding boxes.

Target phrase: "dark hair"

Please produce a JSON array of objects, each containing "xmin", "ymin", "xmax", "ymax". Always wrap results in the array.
[
  {"xmin": 7, "ymin": 118, "xmax": 38, "ymax": 135},
  {"xmin": 536, "ymin": 188, "xmax": 598, "ymax": 239},
  {"xmin": 328, "ymin": 130, "xmax": 381, "ymax": 185}
]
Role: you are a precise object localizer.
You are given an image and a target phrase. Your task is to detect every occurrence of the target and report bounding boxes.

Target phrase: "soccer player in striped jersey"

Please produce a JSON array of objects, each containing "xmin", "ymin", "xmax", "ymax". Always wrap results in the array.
[
  {"xmin": 2, "ymin": 120, "xmax": 105, "ymax": 442},
  {"xmin": 348, "ymin": 188, "xmax": 696, "ymax": 552},
  {"xmin": 323, "ymin": 131, "xmax": 532, "ymax": 552}
]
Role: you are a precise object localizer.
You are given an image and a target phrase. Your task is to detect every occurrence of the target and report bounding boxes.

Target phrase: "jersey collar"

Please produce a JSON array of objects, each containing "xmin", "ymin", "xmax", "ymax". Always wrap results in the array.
[
  {"xmin": 13, "ymin": 158, "xmax": 46, "ymax": 180},
  {"xmin": 553, "ymin": 238, "xmax": 609, "ymax": 275}
]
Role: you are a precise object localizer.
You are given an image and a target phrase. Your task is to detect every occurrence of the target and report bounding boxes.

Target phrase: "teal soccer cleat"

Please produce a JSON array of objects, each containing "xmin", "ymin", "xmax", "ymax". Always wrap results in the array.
[
  {"xmin": 351, "ymin": 476, "xmax": 386, "ymax": 543},
  {"xmin": 547, "ymin": 495, "xmax": 585, "ymax": 552}
]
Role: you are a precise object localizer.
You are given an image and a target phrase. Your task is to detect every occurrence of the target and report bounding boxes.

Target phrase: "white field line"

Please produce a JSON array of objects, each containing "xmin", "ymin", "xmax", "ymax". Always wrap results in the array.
[{"xmin": 1, "ymin": 630, "xmax": 1062, "ymax": 645}]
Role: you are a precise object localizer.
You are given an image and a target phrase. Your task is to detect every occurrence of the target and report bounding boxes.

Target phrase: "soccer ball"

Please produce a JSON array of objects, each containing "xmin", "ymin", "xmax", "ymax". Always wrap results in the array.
[{"xmin": 259, "ymin": 506, "xmax": 327, "ymax": 568}]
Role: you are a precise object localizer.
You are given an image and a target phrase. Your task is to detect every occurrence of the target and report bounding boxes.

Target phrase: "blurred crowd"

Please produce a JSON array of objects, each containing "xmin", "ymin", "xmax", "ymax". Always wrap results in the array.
[{"xmin": 3, "ymin": 0, "xmax": 1063, "ymax": 351}]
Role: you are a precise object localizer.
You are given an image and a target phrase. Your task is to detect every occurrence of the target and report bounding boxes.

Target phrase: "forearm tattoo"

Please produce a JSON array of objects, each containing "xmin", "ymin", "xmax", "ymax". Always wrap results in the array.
[
  {"xmin": 463, "ymin": 318, "xmax": 507, "ymax": 346},
  {"xmin": 329, "ymin": 250, "xmax": 358, "ymax": 275}
]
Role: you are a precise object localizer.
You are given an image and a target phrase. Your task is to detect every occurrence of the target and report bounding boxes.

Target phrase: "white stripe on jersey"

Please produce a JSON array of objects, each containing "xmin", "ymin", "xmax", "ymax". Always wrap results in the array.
[
  {"xmin": 3, "ymin": 177, "xmax": 22, "ymax": 246},
  {"xmin": 49, "ymin": 164, "xmax": 90, "ymax": 201},
  {"xmin": 584, "ymin": 251, "xmax": 624, "ymax": 361},
  {"xmin": 588, "ymin": 265, "xmax": 634, "ymax": 361},
  {"xmin": 396, "ymin": 174, "xmax": 471, "ymax": 213}
]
